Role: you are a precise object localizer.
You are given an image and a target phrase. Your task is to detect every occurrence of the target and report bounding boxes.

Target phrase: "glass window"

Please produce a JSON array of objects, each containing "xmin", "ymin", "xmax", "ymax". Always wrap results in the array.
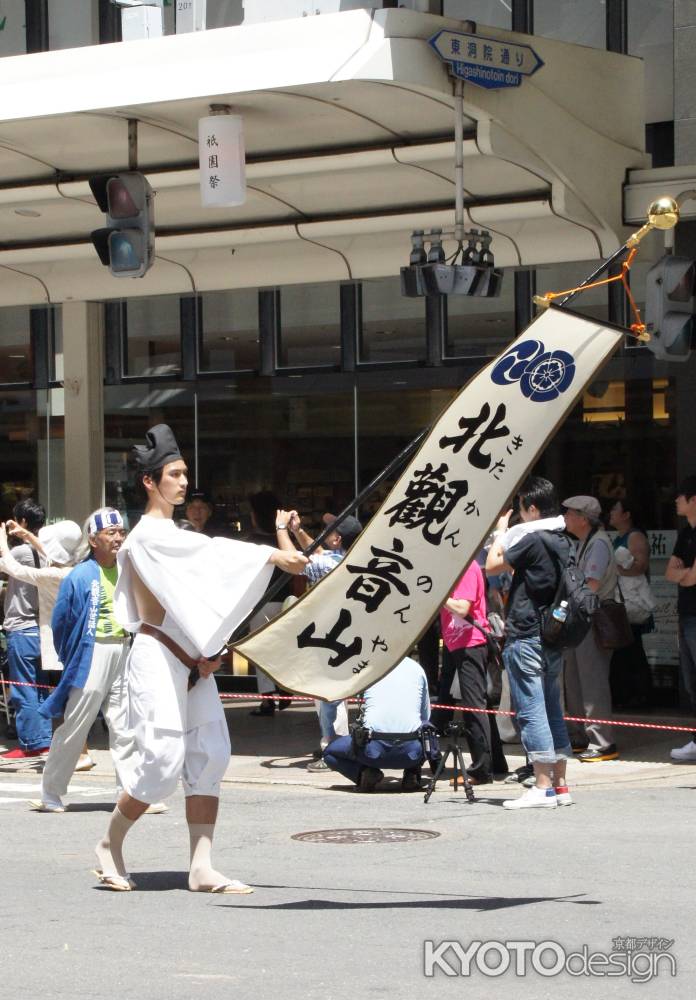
[
  {"xmin": 582, "ymin": 379, "xmax": 626, "ymax": 424},
  {"xmin": 50, "ymin": 307, "xmax": 63, "ymax": 384},
  {"xmin": 544, "ymin": 373, "xmax": 677, "ymax": 530},
  {"xmin": 196, "ymin": 378, "xmax": 355, "ymax": 535},
  {"xmin": 628, "ymin": 0, "xmax": 674, "ymax": 124},
  {"xmin": 228, "ymin": 1, "xmax": 382, "ymax": 26},
  {"xmin": 443, "ymin": 1, "xmax": 510, "ymax": 30},
  {"xmin": 124, "ymin": 295, "xmax": 181, "ymax": 378},
  {"xmin": 103, "ymin": 383, "xmax": 194, "ymax": 521},
  {"xmin": 0, "ymin": 306, "xmax": 32, "ymax": 385},
  {"xmin": 0, "ymin": 391, "xmax": 39, "ymax": 519},
  {"xmin": 278, "ymin": 283, "xmax": 341, "ymax": 368},
  {"xmin": 36, "ymin": 387, "xmax": 65, "ymax": 520},
  {"xmin": 199, "ymin": 290, "xmax": 259, "ymax": 373},
  {"xmin": 162, "ymin": 1, "xmax": 175, "ymax": 34},
  {"xmin": 445, "ymin": 270, "xmax": 515, "ymax": 358},
  {"xmin": 48, "ymin": 0, "xmax": 98, "ymax": 49},
  {"xmin": 205, "ymin": 0, "xmax": 245, "ymax": 27},
  {"xmin": 357, "ymin": 383, "xmax": 458, "ymax": 518},
  {"xmin": 535, "ymin": 0, "xmax": 606, "ymax": 49},
  {"xmin": 360, "ymin": 277, "xmax": 426, "ymax": 364},
  {"xmin": 0, "ymin": 1, "xmax": 26, "ymax": 57}
]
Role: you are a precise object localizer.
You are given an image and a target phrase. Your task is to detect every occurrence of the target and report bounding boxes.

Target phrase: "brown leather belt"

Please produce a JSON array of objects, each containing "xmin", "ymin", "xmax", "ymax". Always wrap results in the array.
[{"xmin": 139, "ymin": 623, "xmax": 200, "ymax": 689}]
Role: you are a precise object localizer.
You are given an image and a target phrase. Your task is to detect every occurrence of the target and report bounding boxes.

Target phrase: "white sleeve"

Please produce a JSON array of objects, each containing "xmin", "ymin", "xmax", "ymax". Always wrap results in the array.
[{"xmin": 115, "ymin": 524, "xmax": 274, "ymax": 657}]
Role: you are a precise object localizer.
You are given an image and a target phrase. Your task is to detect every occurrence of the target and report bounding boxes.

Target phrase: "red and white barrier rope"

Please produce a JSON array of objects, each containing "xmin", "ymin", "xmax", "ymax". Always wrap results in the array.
[{"xmin": 2, "ymin": 679, "xmax": 693, "ymax": 733}]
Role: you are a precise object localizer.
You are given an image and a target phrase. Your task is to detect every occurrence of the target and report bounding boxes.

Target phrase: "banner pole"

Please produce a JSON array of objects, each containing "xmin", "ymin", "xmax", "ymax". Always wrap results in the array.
[
  {"xmin": 556, "ymin": 196, "xmax": 679, "ymax": 307},
  {"xmin": 557, "ymin": 243, "xmax": 631, "ymax": 307},
  {"xmin": 234, "ymin": 426, "xmax": 429, "ymax": 635}
]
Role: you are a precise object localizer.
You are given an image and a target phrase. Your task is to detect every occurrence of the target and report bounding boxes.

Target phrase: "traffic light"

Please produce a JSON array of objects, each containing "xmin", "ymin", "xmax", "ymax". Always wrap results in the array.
[
  {"xmin": 400, "ymin": 228, "xmax": 503, "ymax": 298},
  {"xmin": 644, "ymin": 254, "xmax": 696, "ymax": 362},
  {"xmin": 89, "ymin": 172, "xmax": 154, "ymax": 278}
]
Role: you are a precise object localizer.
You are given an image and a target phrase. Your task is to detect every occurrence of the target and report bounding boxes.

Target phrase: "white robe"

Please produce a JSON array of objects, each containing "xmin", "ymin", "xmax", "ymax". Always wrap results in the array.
[
  {"xmin": 112, "ymin": 515, "xmax": 275, "ymax": 802},
  {"xmin": 114, "ymin": 514, "xmax": 274, "ymax": 657}
]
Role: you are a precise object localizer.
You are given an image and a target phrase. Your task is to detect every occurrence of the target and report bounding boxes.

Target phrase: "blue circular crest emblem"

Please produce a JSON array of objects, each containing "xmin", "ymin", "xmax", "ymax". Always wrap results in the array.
[
  {"xmin": 520, "ymin": 350, "xmax": 576, "ymax": 402},
  {"xmin": 491, "ymin": 340, "xmax": 543, "ymax": 385},
  {"xmin": 491, "ymin": 340, "xmax": 576, "ymax": 403}
]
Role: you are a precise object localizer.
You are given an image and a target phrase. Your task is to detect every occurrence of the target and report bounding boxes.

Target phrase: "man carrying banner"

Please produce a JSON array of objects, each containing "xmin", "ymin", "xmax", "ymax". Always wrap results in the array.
[
  {"xmin": 486, "ymin": 477, "xmax": 574, "ymax": 809},
  {"xmin": 94, "ymin": 424, "xmax": 307, "ymax": 892}
]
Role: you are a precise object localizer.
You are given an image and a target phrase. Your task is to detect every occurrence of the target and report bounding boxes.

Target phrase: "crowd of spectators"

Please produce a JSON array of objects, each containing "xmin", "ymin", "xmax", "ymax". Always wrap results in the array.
[{"xmin": 3, "ymin": 472, "xmax": 696, "ymax": 812}]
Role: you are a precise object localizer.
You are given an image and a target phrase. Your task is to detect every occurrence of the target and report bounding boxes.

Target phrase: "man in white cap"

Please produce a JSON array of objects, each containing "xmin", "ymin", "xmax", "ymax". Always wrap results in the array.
[
  {"xmin": 562, "ymin": 495, "xmax": 619, "ymax": 762},
  {"xmin": 94, "ymin": 424, "xmax": 307, "ymax": 893},
  {"xmin": 29, "ymin": 509, "xmax": 136, "ymax": 812}
]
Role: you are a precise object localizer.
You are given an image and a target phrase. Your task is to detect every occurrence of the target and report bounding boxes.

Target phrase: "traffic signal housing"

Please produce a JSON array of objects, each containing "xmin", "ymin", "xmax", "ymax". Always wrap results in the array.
[
  {"xmin": 89, "ymin": 172, "xmax": 154, "ymax": 278},
  {"xmin": 400, "ymin": 227, "xmax": 503, "ymax": 298},
  {"xmin": 644, "ymin": 254, "xmax": 696, "ymax": 362}
]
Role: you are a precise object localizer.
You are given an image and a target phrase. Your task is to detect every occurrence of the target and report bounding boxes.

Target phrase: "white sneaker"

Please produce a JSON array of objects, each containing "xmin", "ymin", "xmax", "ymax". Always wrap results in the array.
[
  {"xmin": 28, "ymin": 794, "xmax": 65, "ymax": 813},
  {"xmin": 555, "ymin": 786, "xmax": 573, "ymax": 806},
  {"xmin": 75, "ymin": 754, "xmax": 96, "ymax": 772},
  {"xmin": 145, "ymin": 802, "xmax": 169, "ymax": 815},
  {"xmin": 670, "ymin": 740, "xmax": 696, "ymax": 762},
  {"xmin": 503, "ymin": 786, "xmax": 558, "ymax": 810}
]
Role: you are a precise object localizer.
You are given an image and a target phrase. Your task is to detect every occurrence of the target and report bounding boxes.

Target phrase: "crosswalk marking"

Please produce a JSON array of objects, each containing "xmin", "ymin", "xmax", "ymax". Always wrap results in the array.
[
  {"xmin": 0, "ymin": 779, "xmax": 114, "ymax": 805},
  {"xmin": 0, "ymin": 781, "xmax": 113, "ymax": 793}
]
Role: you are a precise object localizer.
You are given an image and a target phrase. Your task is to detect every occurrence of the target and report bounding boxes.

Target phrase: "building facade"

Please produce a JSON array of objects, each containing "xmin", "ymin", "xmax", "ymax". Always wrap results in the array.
[{"xmin": 0, "ymin": 0, "xmax": 694, "ymax": 693}]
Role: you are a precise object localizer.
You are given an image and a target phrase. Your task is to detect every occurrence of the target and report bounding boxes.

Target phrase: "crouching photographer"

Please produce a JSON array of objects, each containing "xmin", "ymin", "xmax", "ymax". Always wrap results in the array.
[{"xmin": 323, "ymin": 656, "xmax": 437, "ymax": 792}]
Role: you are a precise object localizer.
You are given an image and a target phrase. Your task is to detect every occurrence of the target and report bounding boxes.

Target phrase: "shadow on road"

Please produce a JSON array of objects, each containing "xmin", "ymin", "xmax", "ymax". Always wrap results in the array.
[{"xmin": 216, "ymin": 889, "xmax": 601, "ymax": 912}]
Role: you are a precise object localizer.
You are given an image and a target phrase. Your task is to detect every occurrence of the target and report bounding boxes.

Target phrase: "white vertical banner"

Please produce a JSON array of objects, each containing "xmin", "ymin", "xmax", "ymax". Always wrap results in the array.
[
  {"xmin": 198, "ymin": 114, "xmax": 246, "ymax": 207},
  {"xmin": 236, "ymin": 307, "xmax": 624, "ymax": 700}
]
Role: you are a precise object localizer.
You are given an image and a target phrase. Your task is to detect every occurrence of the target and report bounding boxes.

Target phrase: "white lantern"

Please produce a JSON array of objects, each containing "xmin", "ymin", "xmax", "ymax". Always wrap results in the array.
[{"xmin": 198, "ymin": 113, "xmax": 246, "ymax": 208}]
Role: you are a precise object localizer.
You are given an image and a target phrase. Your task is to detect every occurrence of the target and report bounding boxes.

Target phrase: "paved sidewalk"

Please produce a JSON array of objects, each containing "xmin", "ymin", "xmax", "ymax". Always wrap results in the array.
[{"xmin": 5, "ymin": 697, "xmax": 692, "ymax": 795}]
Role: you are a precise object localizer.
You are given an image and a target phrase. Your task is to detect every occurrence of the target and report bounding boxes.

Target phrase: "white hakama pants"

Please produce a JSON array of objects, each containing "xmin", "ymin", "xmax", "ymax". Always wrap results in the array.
[{"xmin": 122, "ymin": 632, "xmax": 231, "ymax": 804}]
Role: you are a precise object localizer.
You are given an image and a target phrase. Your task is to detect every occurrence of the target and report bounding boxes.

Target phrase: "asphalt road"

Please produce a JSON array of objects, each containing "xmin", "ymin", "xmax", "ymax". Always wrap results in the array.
[{"xmin": 2, "ymin": 770, "xmax": 693, "ymax": 1000}]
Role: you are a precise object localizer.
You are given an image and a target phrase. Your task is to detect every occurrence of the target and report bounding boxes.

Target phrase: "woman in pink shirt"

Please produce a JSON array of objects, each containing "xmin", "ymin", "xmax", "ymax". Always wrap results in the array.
[{"xmin": 438, "ymin": 560, "xmax": 506, "ymax": 784}]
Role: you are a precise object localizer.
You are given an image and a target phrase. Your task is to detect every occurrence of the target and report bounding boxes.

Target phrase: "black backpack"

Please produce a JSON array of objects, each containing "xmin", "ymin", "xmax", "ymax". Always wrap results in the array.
[{"xmin": 536, "ymin": 530, "xmax": 600, "ymax": 650}]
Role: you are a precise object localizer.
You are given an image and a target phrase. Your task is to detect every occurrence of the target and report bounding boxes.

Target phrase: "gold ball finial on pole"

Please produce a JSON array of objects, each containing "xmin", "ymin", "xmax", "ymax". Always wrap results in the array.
[
  {"xmin": 627, "ymin": 195, "xmax": 680, "ymax": 247},
  {"xmin": 647, "ymin": 196, "xmax": 679, "ymax": 231}
]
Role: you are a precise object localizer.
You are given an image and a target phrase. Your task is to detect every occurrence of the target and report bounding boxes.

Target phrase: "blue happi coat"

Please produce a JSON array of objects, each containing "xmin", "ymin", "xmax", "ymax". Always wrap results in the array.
[{"xmin": 40, "ymin": 559, "xmax": 102, "ymax": 719}]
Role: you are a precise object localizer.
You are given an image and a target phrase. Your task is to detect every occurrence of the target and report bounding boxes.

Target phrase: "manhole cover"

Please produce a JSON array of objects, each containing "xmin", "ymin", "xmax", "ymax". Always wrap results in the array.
[{"xmin": 291, "ymin": 827, "xmax": 441, "ymax": 844}]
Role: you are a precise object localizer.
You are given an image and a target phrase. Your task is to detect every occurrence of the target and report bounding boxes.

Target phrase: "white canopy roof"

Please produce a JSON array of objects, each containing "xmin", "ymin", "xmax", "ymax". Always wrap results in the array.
[{"xmin": 0, "ymin": 7, "xmax": 648, "ymax": 305}]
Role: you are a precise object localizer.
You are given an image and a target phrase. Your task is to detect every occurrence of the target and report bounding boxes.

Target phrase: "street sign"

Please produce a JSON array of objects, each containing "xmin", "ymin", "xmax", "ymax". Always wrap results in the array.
[{"xmin": 428, "ymin": 29, "xmax": 543, "ymax": 90}]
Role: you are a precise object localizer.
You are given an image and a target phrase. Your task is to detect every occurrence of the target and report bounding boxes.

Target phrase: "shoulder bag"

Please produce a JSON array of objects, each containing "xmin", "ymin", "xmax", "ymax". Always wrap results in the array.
[{"xmin": 593, "ymin": 581, "xmax": 634, "ymax": 650}]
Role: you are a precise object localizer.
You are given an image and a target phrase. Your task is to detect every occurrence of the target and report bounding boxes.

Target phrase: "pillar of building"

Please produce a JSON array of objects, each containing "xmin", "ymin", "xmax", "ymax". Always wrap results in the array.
[
  {"xmin": 673, "ymin": 3, "xmax": 696, "ymax": 482},
  {"xmin": 62, "ymin": 301, "xmax": 105, "ymax": 523}
]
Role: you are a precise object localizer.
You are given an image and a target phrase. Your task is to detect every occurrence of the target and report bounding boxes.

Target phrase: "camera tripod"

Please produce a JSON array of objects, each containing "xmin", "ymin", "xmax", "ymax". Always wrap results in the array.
[{"xmin": 424, "ymin": 723, "xmax": 476, "ymax": 804}]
